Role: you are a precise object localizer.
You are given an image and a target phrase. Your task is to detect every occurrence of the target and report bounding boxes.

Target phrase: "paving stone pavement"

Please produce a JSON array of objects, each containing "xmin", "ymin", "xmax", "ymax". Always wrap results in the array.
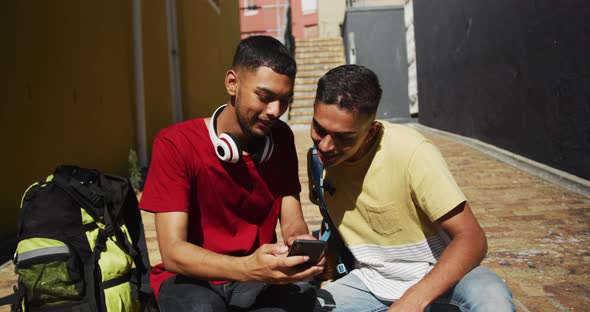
[{"xmin": 1, "ymin": 125, "xmax": 588, "ymax": 312}]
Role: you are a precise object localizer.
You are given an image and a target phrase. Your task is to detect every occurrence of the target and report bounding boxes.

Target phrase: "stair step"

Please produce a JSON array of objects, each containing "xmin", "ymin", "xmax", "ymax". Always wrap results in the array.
[
  {"xmin": 296, "ymin": 71, "xmax": 329, "ymax": 79},
  {"xmin": 294, "ymin": 94, "xmax": 316, "ymax": 101},
  {"xmin": 295, "ymin": 42, "xmax": 343, "ymax": 49},
  {"xmin": 296, "ymin": 37, "xmax": 342, "ymax": 43},
  {"xmin": 298, "ymin": 63, "xmax": 341, "ymax": 72},
  {"xmin": 296, "ymin": 45, "xmax": 344, "ymax": 53},
  {"xmin": 294, "ymin": 88, "xmax": 316, "ymax": 94},
  {"xmin": 297, "ymin": 58, "xmax": 345, "ymax": 65},
  {"xmin": 296, "ymin": 52, "xmax": 345, "ymax": 59},
  {"xmin": 295, "ymin": 42, "xmax": 340, "ymax": 47},
  {"xmin": 294, "ymin": 91, "xmax": 316, "ymax": 97},
  {"xmin": 295, "ymin": 77, "xmax": 320, "ymax": 85},
  {"xmin": 295, "ymin": 38, "xmax": 343, "ymax": 48},
  {"xmin": 290, "ymin": 103, "xmax": 314, "ymax": 109},
  {"xmin": 291, "ymin": 99, "xmax": 314, "ymax": 106},
  {"xmin": 294, "ymin": 85, "xmax": 317, "ymax": 92},
  {"xmin": 288, "ymin": 118, "xmax": 313, "ymax": 125},
  {"xmin": 293, "ymin": 94, "xmax": 316, "ymax": 101},
  {"xmin": 289, "ymin": 110, "xmax": 314, "ymax": 117},
  {"xmin": 295, "ymin": 82, "xmax": 319, "ymax": 88},
  {"xmin": 291, "ymin": 102, "xmax": 314, "ymax": 108},
  {"xmin": 295, "ymin": 44, "xmax": 343, "ymax": 50},
  {"xmin": 294, "ymin": 89, "xmax": 317, "ymax": 96},
  {"xmin": 296, "ymin": 52, "xmax": 344, "ymax": 60}
]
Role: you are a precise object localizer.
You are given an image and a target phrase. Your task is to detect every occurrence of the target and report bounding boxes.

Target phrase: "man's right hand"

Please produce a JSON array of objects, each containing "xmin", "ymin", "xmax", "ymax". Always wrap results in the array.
[{"xmin": 242, "ymin": 243, "xmax": 324, "ymax": 285}]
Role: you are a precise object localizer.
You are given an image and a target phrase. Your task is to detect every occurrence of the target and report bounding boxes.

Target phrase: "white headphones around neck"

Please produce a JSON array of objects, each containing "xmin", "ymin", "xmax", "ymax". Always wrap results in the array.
[{"xmin": 207, "ymin": 104, "xmax": 274, "ymax": 164}]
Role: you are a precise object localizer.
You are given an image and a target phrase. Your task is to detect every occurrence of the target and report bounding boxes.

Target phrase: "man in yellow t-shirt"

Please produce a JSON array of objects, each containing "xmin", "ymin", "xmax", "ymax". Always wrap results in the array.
[{"xmin": 310, "ymin": 65, "xmax": 514, "ymax": 312}]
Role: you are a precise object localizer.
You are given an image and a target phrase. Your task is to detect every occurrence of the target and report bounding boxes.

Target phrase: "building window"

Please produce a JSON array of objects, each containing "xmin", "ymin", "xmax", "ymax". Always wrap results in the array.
[
  {"xmin": 301, "ymin": 0, "xmax": 317, "ymax": 15},
  {"xmin": 243, "ymin": 0, "xmax": 258, "ymax": 16}
]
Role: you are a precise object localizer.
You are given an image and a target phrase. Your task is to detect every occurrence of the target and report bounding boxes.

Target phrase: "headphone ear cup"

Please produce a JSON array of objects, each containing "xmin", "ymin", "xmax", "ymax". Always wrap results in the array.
[
  {"xmin": 207, "ymin": 104, "xmax": 243, "ymax": 163},
  {"xmin": 212, "ymin": 138, "xmax": 230, "ymax": 162},
  {"xmin": 217, "ymin": 133, "xmax": 241, "ymax": 163}
]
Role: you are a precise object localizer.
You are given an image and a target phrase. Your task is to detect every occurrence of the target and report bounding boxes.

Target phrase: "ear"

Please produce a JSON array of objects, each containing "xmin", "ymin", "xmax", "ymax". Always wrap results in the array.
[
  {"xmin": 225, "ymin": 69, "xmax": 238, "ymax": 96},
  {"xmin": 366, "ymin": 121, "xmax": 381, "ymax": 141}
]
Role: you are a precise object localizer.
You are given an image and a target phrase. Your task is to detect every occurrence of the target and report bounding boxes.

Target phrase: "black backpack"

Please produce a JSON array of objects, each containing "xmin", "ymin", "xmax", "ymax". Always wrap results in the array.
[{"xmin": 0, "ymin": 165, "xmax": 155, "ymax": 312}]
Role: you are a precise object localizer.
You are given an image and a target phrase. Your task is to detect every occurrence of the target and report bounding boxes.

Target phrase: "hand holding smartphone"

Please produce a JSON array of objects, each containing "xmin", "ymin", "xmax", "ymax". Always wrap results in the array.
[{"xmin": 287, "ymin": 239, "xmax": 326, "ymax": 269}]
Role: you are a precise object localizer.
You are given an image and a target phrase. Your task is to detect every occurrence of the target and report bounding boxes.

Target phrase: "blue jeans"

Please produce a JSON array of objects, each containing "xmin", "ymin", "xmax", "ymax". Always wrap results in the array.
[{"xmin": 315, "ymin": 266, "xmax": 514, "ymax": 312}]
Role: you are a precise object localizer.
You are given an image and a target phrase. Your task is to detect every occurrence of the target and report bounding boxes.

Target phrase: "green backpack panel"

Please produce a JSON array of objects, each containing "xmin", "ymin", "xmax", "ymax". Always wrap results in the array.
[{"xmin": 1, "ymin": 166, "xmax": 153, "ymax": 312}]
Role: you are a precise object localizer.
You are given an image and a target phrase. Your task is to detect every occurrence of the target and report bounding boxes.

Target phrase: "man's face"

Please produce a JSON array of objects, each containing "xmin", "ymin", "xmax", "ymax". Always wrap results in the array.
[
  {"xmin": 311, "ymin": 102, "xmax": 375, "ymax": 168},
  {"xmin": 231, "ymin": 66, "xmax": 293, "ymax": 138}
]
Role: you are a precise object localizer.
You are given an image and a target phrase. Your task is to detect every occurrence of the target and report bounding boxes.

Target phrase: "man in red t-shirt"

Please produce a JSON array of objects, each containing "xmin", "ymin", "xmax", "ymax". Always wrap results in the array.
[{"xmin": 140, "ymin": 36, "xmax": 324, "ymax": 311}]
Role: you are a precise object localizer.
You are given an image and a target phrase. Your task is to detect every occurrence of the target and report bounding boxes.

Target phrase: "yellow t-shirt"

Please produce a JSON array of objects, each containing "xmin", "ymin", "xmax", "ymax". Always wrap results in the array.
[{"xmin": 316, "ymin": 121, "xmax": 466, "ymax": 300}]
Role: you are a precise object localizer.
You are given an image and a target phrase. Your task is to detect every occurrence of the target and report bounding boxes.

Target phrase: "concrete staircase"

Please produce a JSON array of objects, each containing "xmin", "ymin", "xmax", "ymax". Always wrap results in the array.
[{"xmin": 288, "ymin": 37, "xmax": 346, "ymax": 125}]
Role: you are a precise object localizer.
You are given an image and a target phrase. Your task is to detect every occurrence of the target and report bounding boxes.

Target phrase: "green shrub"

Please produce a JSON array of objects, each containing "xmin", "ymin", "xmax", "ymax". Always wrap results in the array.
[{"xmin": 128, "ymin": 149, "xmax": 143, "ymax": 192}]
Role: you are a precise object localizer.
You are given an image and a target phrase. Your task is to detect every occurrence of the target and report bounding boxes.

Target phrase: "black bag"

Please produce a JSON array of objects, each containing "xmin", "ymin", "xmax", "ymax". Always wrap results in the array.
[{"xmin": 0, "ymin": 165, "xmax": 155, "ymax": 312}]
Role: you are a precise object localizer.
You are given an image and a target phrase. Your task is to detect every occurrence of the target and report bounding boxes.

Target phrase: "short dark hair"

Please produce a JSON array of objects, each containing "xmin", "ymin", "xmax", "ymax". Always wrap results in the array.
[
  {"xmin": 232, "ymin": 36, "xmax": 296, "ymax": 81},
  {"xmin": 315, "ymin": 65, "xmax": 382, "ymax": 116}
]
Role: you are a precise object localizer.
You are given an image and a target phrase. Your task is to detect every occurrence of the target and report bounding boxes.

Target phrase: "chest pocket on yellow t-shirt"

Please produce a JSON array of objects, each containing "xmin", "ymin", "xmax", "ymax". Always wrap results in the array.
[{"xmin": 359, "ymin": 202, "xmax": 402, "ymax": 236}]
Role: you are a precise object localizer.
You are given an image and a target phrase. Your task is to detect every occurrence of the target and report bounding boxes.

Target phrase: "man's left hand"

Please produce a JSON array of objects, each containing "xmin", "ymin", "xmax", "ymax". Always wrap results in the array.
[{"xmin": 387, "ymin": 289, "xmax": 428, "ymax": 312}]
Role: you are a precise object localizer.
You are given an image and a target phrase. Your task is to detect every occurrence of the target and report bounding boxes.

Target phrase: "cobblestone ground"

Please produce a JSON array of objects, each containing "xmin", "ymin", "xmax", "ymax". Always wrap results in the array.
[{"xmin": 1, "ymin": 125, "xmax": 588, "ymax": 312}]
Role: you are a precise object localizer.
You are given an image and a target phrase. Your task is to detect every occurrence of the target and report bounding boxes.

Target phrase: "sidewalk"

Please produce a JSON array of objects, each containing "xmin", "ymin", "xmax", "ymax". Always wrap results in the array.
[{"xmin": 1, "ymin": 124, "xmax": 588, "ymax": 312}]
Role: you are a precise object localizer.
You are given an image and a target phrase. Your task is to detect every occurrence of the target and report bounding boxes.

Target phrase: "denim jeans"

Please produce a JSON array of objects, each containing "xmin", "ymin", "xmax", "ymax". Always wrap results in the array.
[
  {"xmin": 158, "ymin": 275, "xmax": 317, "ymax": 312},
  {"xmin": 315, "ymin": 266, "xmax": 514, "ymax": 312}
]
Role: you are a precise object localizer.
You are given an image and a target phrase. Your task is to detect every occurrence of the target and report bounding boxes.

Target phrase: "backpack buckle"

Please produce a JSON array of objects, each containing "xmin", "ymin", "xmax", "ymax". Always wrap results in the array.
[{"xmin": 336, "ymin": 263, "xmax": 347, "ymax": 274}]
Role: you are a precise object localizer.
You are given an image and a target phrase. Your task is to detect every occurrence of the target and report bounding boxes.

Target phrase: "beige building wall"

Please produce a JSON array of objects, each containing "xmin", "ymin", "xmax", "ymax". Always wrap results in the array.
[
  {"xmin": 319, "ymin": 0, "xmax": 406, "ymax": 38},
  {"xmin": 0, "ymin": 1, "xmax": 239, "ymax": 242},
  {"xmin": 318, "ymin": 0, "xmax": 347, "ymax": 38}
]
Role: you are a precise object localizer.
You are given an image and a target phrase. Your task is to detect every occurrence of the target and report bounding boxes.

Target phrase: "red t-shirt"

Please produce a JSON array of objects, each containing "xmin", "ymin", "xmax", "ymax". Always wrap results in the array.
[{"xmin": 139, "ymin": 118, "xmax": 301, "ymax": 297}]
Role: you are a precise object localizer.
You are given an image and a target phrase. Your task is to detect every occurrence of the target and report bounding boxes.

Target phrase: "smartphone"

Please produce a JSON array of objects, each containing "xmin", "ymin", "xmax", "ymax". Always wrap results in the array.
[{"xmin": 287, "ymin": 239, "xmax": 326, "ymax": 268}]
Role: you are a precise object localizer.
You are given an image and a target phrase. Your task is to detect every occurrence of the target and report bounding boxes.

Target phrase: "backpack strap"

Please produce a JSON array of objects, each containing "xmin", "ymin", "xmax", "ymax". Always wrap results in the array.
[
  {"xmin": 310, "ymin": 147, "xmax": 332, "ymax": 241},
  {"xmin": 55, "ymin": 166, "xmax": 153, "ymax": 299},
  {"xmin": 53, "ymin": 167, "xmax": 137, "ymax": 257},
  {"xmin": 99, "ymin": 174, "xmax": 138, "ymax": 258},
  {"xmin": 101, "ymin": 173, "xmax": 152, "ymax": 297},
  {"xmin": 52, "ymin": 167, "xmax": 103, "ymax": 221},
  {"xmin": 116, "ymin": 175, "xmax": 152, "ymax": 295},
  {"xmin": 310, "ymin": 146, "xmax": 349, "ymax": 275},
  {"xmin": 0, "ymin": 286, "xmax": 26, "ymax": 310}
]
